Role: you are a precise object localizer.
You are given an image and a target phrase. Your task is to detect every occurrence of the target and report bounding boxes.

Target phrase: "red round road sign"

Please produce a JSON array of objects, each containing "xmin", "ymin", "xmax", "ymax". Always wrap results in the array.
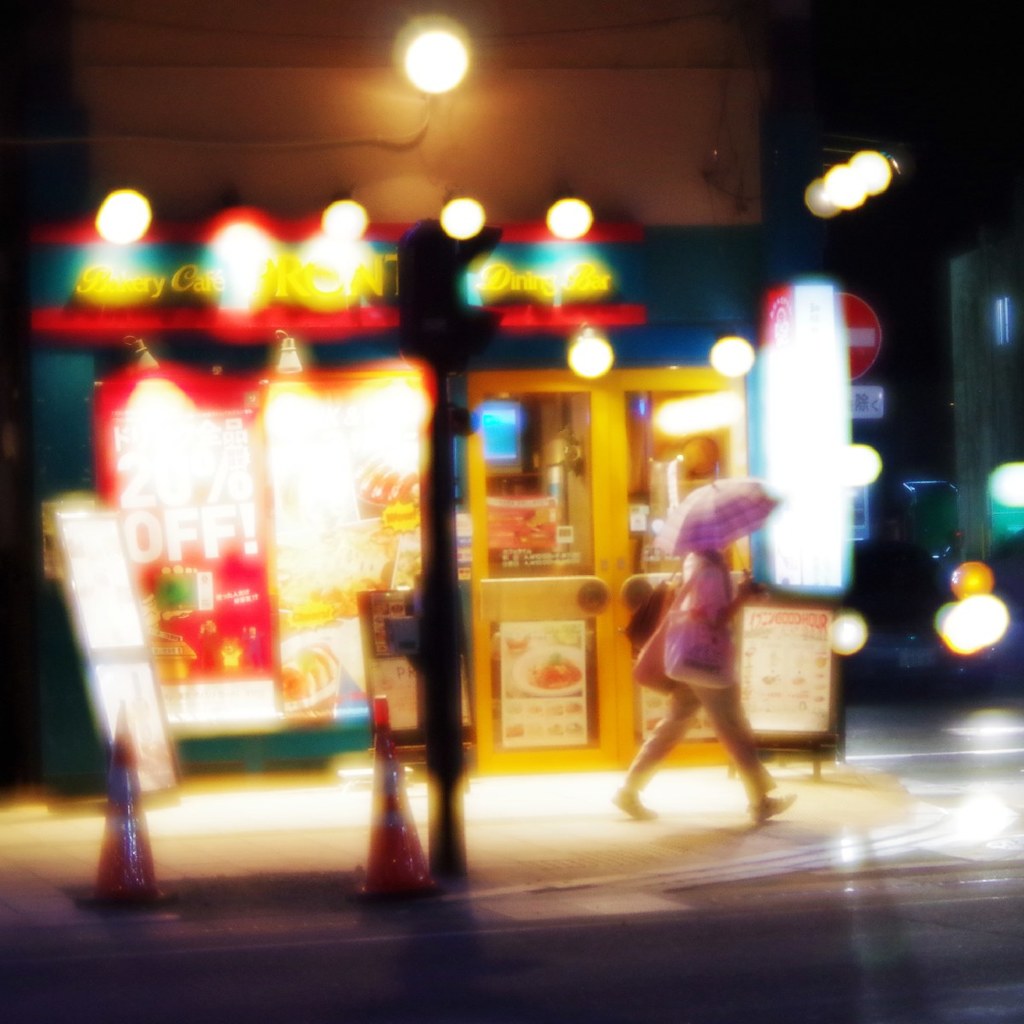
[{"xmin": 842, "ymin": 292, "xmax": 882, "ymax": 380}]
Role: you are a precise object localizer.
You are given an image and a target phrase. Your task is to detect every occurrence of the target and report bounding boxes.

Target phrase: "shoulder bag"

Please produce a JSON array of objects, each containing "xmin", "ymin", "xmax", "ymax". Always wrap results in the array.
[{"xmin": 663, "ymin": 561, "xmax": 734, "ymax": 689}]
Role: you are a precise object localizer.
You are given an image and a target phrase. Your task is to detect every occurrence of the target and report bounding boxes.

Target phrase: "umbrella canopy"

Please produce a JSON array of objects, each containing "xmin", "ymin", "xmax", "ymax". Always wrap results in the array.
[{"xmin": 654, "ymin": 478, "xmax": 780, "ymax": 556}]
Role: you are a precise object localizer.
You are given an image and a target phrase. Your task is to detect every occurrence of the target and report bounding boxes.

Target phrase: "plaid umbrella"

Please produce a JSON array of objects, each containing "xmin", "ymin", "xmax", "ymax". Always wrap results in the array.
[{"xmin": 654, "ymin": 478, "xmax": 780, "ymax": 556}]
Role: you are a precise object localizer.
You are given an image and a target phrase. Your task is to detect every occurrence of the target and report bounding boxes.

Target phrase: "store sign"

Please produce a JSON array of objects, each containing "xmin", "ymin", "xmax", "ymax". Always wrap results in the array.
[{"xmin": 30, "ymin": 217, "xmax": 646, "ymax": 340}]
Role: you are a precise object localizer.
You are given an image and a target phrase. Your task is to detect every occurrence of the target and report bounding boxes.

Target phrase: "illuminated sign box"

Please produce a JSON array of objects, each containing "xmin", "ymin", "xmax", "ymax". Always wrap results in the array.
[{"xmin": 30, "ymin": 216, "xmax": 646, "ymax": 342}]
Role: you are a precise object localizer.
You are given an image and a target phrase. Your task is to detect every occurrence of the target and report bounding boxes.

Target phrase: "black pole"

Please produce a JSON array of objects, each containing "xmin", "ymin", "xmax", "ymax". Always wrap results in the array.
[{"xmin": 420, "ymin": 366, "xmax": 467, "ymax": 878}]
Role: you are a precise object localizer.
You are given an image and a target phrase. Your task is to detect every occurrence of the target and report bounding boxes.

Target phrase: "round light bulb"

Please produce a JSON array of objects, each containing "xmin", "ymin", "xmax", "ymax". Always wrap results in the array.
[
  {"xmin": 322, "ymin": 199, "xmax": 368, "ymax": 241},
  {"xmin": 710, "ymin": 335, "xmax": 756, "ymax": 377},
  {"xmin": 568, "ymin": 328, "xmax": 614, "ymax": 378},
  {"xmin": 96, "ymin": 189, "xmax": 152, "ymax": 244},
  {"xmin": 403, "ymin": 24, "xmax": 469, "ymax": 94},
  {"xmin": 546, "ymin": 197, "xmax": 593, "ymax": 240},
  {"xmin": 441, "ymin": 197, "xmax": 485, "ymax": 239}
]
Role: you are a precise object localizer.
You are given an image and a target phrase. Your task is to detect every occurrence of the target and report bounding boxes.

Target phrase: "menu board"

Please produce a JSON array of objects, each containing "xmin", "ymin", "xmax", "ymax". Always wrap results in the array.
[
  {"xmin": 737, "ymin": 601, "xmax": 835, "ymax": 737},
  {"xmin": 55, "ymin": 510, "xmax": 177, "ymax": 793},
  {"xmin": 498, "ymin": 620, "xmax": 590, "ymax": 748}
]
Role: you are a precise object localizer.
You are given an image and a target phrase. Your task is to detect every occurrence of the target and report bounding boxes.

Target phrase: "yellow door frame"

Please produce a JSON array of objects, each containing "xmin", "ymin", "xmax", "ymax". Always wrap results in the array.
[{"xmin": 466, "ymin": 367, "xmax": 745, "ymax": 775}]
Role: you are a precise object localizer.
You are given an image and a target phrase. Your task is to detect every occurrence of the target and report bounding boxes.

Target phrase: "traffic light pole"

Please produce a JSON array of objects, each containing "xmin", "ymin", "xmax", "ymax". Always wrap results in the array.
[{"xmin": 420, "ymin": 365, "xmax": 467, "ymax": 879}]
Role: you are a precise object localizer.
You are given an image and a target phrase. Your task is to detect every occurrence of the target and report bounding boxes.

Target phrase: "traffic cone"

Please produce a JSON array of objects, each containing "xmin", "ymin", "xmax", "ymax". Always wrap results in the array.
[
  {"xmin": 88, "ymin": 708, "xmax": 170, "ymax": 907},
  {"xmin": 360, "ymin": 696, "xmax": 438, "ymax": 898}
]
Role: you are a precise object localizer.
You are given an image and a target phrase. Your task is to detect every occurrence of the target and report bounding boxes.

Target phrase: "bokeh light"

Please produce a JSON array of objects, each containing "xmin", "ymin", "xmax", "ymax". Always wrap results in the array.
[
  {"xmin": 823, "ymin": 164, "xmax": 867, "ymax": 210},
  {"xmin": 322, "ymin": 199, "xmax": 368, "ymax": 241},
  {"xmin": 831, "ymin": 609, "xmax": 868, "ymax": 655},
  {"xmin": 567, "ymin": 327, "xmax": 614, "ymax": 378},
  {"xmin": 849, "ymin": 150, "xmax": 893, "ymax": 195},
  {"xmin": 950, "ymin": 560, "xmax": 995, "ymax": 600},
  {"xmin": 401, "ymin": 20, "xmax": 470, "ymax": 94},
  {"xmin": 96, "ymin": 189, "xmax": 152, "ymax": 244},
  {"xmin": 710, "ymin": 335, "xmax": 756, "ymax": 377},
  {"xmin": 804, "ymin": 178, "xmax": 840, "ymax": 219},
  {"xmin": 546, "ymin": 197, "xmax": 593, "ymax": 240},
  {"xmin": 841, "ymin": 444, "xmax": 883, "ymax": 487},
  {"xmin": 441, "ymin": 197, "xmax": 486, "ymax": 240},
  {"xmin": 936, "ymin": 594, "xmax": 1009, "ymax": 654},
  {"xmin": 989, "ymin": 462, "xmax": 1024, "ymax": 507}
]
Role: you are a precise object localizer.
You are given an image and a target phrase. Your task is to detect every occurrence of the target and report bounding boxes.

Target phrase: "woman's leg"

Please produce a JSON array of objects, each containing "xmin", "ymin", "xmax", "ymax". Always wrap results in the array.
[
  {"xmin": 696, "ymin": 684, "xmax": 776, "ymax": 807},
  {"xmin": 621, "ymin": 682, "xmax": 701, "ymax": 793}
]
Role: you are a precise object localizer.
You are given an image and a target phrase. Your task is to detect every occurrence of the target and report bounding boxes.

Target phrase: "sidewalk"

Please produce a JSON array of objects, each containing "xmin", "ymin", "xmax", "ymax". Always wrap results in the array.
[{"xmin": 0, "ymin": 758, "xmax": 960, "ymax": 929}]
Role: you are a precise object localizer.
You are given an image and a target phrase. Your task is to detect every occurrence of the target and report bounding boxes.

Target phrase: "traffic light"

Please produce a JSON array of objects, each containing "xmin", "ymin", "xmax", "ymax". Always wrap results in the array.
[{"xmin": 398, "ymin": 219, "xmax": 502, "ymax": 373}]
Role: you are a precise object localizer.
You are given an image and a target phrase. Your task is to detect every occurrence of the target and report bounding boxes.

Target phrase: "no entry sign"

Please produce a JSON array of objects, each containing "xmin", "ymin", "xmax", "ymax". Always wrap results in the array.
[{"xmin": 842, "ymin": 292, "xmax": 882, "ymax": 380}]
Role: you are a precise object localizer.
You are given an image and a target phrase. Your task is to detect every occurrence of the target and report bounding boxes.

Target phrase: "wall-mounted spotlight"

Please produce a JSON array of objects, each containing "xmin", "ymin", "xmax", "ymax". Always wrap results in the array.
[
  {"xmin": 322, "ymin": 198, "xmax": 369, "ymax": 241},
  {"xmin": 441, "ymin": 196, "xmax": 486, "ymax": 239},
  {"xmin": 125, "ymin": 335, "xmax": 158, "ymax": 369},
  {"xmin": 568, "ymin": 325, "xmax": 614, "ymax": 379},
  {"xmin": 547, "ymin": 196, "xmax": 593, "ymax": 240},
  {"xmin": 709, "ymin": 335, "xmax": 755, "ymax": 377},
  {"xmin": 275, "ymin": 329, "xmax": 303, "ymax": 374},
  {"xmin": 96, "ymin": 189, "xmax": 152, "ymax": 244},
  {"xmin": 398, "ymin": 16, "xmax": 470, "ymax": 94}
]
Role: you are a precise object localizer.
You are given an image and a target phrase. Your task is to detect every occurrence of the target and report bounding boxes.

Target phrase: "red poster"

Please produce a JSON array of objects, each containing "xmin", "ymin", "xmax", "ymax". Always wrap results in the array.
[{"xmin": 95, "ymin": 366, "xmax": 274, "ymax": 728}]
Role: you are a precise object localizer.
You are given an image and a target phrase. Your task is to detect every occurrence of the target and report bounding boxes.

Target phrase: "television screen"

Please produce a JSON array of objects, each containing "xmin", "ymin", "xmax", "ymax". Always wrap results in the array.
[{"xmin": 479, "ymin": 399, "xmax": 522, "ymax": 472}]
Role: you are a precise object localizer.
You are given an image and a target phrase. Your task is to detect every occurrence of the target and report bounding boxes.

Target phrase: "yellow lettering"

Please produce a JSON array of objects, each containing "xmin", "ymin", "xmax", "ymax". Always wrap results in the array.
[
  {"xmin": 72, "ymin": 265, "xmax": 167, "ymax": 306},
  {"xmin": 564, "ymin": 262, "xmax": 612, "ymax": 296},
  {"xmin": 171, "ymin": 264, "xmax": 224, "ymax": 295},
  {"xmin": 478, "ymin": 262, "xmax": 557, "ymax": 303}
]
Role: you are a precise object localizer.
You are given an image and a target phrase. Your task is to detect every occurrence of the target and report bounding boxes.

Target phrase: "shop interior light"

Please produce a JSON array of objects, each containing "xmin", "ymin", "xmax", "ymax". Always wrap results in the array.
[
  {"xmin": 399, "ymin": 17, "xmax": 470, "ymax": 94},
  {"xmin": 125, "ymin": 335, "xmax": 158, "ymax": 369},
  {"xmin": 546, "ymin": 197, "xmax": 593, "ymax": 240},
  {"xmin": 275, "ymin": 330, "xmax": 303, "ymax": 374},
  {"xmin": 96, "ymin": 189, "xmax": 152, "ymax": 244},
  {"xmin": 710, "ymin": 335, "xmax": 756, "ymax": 377},
  {"xmin": 441, "ymin": 196, "xmax": 486, "ymax": 240},
  {"xmin": 567, "ymin": 326, "xmax": 614, "ymax": 378},
  {"xmin": 322, "ymin": 199, "xmax": 368, "ymax": 241}
]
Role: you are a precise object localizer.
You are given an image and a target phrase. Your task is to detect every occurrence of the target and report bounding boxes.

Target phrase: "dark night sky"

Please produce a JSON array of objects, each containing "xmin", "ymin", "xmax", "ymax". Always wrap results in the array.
[{"xmin": 811, "ymin": 1, "xmax": 1024, "ymax": 507}]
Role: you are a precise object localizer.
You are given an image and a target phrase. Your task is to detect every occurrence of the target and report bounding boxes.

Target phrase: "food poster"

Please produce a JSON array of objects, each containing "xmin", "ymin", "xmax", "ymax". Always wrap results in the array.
[
  {"xmin": 498, "ymin": 620, "xmax": 590, "ymax": 748},
  {"xmin": 265, "ymin": 372, "xmax": 427, "ymax": 722},
  {"xmin": 487, "ymin": 495, "xmax": 559, "ymax": 571},
  {"xmin": 94, "ymin": 367, "xmax": 275, "ymax": 728},
  {"xmin": 737, "ymin": 604, "xmax": 834, "ymax": 734}
]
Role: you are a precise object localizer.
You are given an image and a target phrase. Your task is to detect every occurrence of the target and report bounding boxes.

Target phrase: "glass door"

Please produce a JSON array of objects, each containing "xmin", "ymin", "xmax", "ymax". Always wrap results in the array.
[{"xmin": 466, "ymin": 368, "xmax": 749, "ymax": 774}]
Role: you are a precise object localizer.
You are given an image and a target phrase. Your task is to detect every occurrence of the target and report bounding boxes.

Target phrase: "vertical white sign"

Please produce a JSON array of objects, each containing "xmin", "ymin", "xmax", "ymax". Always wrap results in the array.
[{"xmin": 760, "ymin": 280, "xmax": 851, "ymax": 592}]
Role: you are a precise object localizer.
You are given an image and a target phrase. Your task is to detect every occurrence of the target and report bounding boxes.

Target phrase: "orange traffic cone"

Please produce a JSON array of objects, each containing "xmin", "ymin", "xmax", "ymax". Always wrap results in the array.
[
  {"xmin": 360, "ymin": 697, "xmax": 438, "ymax": 898},
  {"xmin": 89, "ymin": 708, "xmax": 170, "ymax": 907}
]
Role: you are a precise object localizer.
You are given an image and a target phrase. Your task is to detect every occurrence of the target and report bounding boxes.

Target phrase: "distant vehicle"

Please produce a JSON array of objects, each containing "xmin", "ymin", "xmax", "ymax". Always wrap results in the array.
[{"xmin": 841, "ymin": 540, "xmax": 995, "ymax": 700}]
